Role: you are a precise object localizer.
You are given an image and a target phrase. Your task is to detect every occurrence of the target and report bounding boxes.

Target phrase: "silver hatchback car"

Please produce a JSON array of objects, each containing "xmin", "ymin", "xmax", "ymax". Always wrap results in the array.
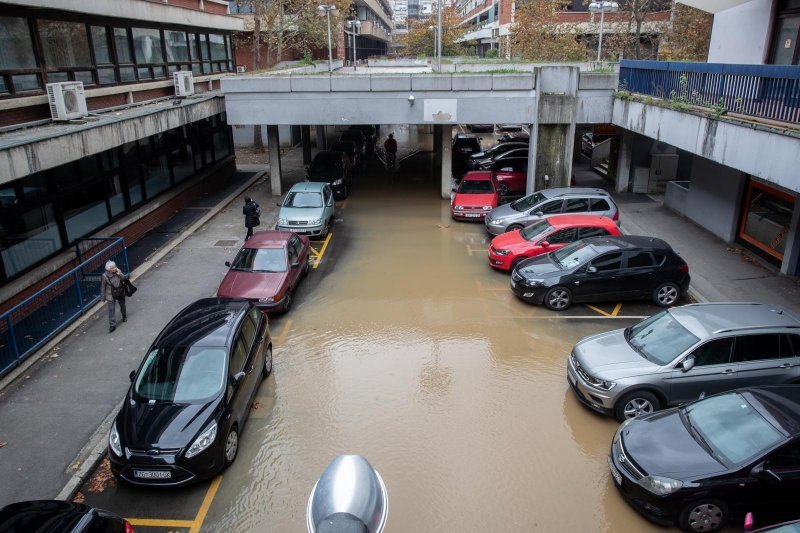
[
  {"xmin": 276, "ymin": 182, "xmax": 335, "ymax": 237},
  {"xmin": 567, "ymin": 302, "xmax": 800, "ymax": 421},
  {"xmin": 485, "ymin": 187, "xmax": 619, "ymax": 235}
]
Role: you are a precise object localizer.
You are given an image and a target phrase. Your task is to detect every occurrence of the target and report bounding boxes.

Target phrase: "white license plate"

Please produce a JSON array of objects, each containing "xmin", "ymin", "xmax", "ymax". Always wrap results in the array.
[
  {"xmin": 464, "ymin": 213, "xmax": 481, "ymax": 218},
  {"xmin": 134, "ymin": 470, "xmax": 172, "ymax": 479},
  {"xmin": 608, "ymin": 457, "xmax": 622, "ymax": 486}
]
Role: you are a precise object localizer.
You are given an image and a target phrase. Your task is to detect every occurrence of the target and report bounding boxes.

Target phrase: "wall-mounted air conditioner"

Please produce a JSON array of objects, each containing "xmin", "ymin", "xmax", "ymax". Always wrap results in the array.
[
  {"xmin": 236, "ymin": 65, "xmax": 246, "ymax": 73},
  {"xmin": 46, "ymin": 81, "xmax": 88, "ymax": 121},
  {"xmin": 173, "ymin": 71, "xmax": 195, "ymax": 97}
]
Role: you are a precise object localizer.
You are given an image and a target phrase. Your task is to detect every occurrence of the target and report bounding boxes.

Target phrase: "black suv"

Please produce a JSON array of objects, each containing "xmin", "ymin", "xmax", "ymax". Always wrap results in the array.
[
  {"xmin": 108, "ymin": 298, "xmax": 272, "ymax": 486},
  {"xmin": 452, "ymin": 133, "xmax": 482, "ymax": 180},
  {"xmin": 511, "ymin": 235, "xmax": 690, "ymax": 310},
  {"xmin": 307, "ymin": 150, "xmax": 353, "ymax": 200}
]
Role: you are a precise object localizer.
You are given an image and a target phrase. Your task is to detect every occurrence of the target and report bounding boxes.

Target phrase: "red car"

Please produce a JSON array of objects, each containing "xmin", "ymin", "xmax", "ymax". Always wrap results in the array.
[
  {"xmin": 451, "ymin": 171, "xmax": 500, "ymax": 221},
  {"xmin": 217, "ymin": 231, "xmax": 311, "ymax": 313},
  {"xmin": 491, "ymin": 157, "xmax": 528, "ymax": 195},
  {"xmin": 487, "ymin": 214, "xmax": 622, "ymax": 271}
]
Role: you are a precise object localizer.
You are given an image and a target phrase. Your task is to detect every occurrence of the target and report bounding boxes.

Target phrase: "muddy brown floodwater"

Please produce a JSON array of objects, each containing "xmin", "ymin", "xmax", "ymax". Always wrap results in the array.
[{"xmin": 203, "ymin": 130, "xmax": 664, "ymax": 533}]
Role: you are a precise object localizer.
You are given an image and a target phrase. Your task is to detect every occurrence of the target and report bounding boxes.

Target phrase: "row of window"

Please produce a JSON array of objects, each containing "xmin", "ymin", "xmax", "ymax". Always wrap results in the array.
[
  {"xmin": 0, "ymin": 14, "xmax": 234, "ymax": 95},
  {"xmin": 0, "ymin": 113, "xmax": 232, "ymax": 284}
]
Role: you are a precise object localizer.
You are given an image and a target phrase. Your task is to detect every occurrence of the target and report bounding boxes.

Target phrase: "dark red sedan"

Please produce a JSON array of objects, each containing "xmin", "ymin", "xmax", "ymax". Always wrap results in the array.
[
  {"xmin": 217, "ymin": 231, "xmax": 311, "ymax": 313},
  {"xmin": 451, "ymin": 171, "xmax": 500, "ymax": 221}
]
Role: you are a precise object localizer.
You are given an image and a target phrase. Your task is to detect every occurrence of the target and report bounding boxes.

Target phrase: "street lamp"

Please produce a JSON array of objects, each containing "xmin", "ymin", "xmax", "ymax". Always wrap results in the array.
[
  {"xmin": 346, "ymin": 19, "xmax": 361, "ymax": 70},
  {"xmin": 318, "ymin": 4, "xmax": 337, "ymax": 73},
  {"xmin": 436, "ymin": 0, "xmax": 442, "ymax": 71},
  {"xmin": 428, "ymin": 25, "xmax": 438, "ymax": 62},
  {"xmin": 588, "ymin": 1, "xmax": 619, "ymax": 63}
]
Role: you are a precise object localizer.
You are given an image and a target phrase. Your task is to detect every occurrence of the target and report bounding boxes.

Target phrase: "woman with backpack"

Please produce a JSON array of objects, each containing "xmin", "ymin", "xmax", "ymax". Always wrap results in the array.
[{"xmin": 100, "ymin": 261, "xmax": 128, "ymax": 333}]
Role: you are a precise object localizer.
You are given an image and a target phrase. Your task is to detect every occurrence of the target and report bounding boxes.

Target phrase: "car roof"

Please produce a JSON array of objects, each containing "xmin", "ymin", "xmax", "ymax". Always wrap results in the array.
[
  {"xmin": 155, "ymin": 298, "xmax": 250, "ymax": 349},
  {"xmin": 290, "ymin": 181, "xmax": 326, "ymax": 192},
  {"xmin": 244, "ymin": 230, "xmax": 290, "ymax": 248},
  {"xmin": 669, "ymin": 303, "xmax": 800, "ymax": 339},
  {"xmin": 581, "ymin": 235, "xmax": 672, "ymax": 252},
  {"xmin": 540, "ymin": 187, "xmax": 611, "ymax": 198},
  {"xmin": 461, "ymin": 170, "xmax": 495, "ymax": 181},
  {"xmin": 545, "ymin": 214, "xmax": 618, "ymax": 228}
]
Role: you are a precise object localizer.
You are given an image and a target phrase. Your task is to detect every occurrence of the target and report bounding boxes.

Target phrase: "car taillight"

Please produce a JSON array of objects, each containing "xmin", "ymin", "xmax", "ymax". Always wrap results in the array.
[
  {"xmin": 125, "ymin": 521, "xmax": 135, "ymax": 533},
  {"xmin": 678, "ymin": 264, "xmax": 689, "ymax": 273},
  {"xmin": 612, "ymin": 211, "xmax": 619, "ymax": 221}
]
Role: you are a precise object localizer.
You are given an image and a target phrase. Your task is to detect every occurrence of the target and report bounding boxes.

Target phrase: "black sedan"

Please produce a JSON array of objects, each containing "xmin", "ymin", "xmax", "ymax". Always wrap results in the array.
[
  {"xmin": 474, "ymin": 147, "xmax": 529, "ymax": 171},
  {"xmin": 510, "ymin": 235, "xmax": 690, "ymax": 310},
  {"xmin": 108, "ymin": 298, "xmax": 272, "ymax": 486},
  {"xmin": 610, "ymin": 386, "xmax": 800, "ymax": 533},
  {"xmin": 0, "ymin": 500, "xmax": 133, "ymax": 532},
  {"xmin": 465, "ymin": 142, "xmax": 528, "ymax": 170}
]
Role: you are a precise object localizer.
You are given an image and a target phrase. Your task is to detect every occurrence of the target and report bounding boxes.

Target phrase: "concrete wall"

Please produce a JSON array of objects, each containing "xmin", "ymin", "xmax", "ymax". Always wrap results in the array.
[
  {"xmin": 684, "ymin": 156, "xmax": 747, "ymax": 242},
  {"xmin": 232, "ymin": 125, "xmax": 297, "ymax": 147},
  {"xmin": 707, "ymin": 0, "xmax": 773, "ymax": 64}
]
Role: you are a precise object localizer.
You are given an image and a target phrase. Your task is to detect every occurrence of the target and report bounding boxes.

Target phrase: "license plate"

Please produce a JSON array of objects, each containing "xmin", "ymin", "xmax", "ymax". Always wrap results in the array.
[
  {"xmin": 608, "ymin": 457, "xmax": 622, "ymax": 486},
  {"xmin": 465, "ymin": 213, "xmax": 481, "ymax": 218},
  {"xmin": 134, "ymin": 470, "xmax": 172, "ymax": 479}
]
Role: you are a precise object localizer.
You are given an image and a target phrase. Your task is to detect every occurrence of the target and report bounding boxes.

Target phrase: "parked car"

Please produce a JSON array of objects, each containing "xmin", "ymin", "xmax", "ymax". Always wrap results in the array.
[
  {"xmin": 276, "ymin": 182, "xmax": 335, "ymax": 238},
  {"xmin": 466, "ymin": 142, "xmax": 528, "ymax": 170},
  {"xmin": 330, "ymin": 141, "xmax": 360, "ymax": 171},
  {"xmin": 746, "ymin": 514, "xmax": 800, "ymax": 533},
  {"xmin": 452, "ymin": 133, "xmax": 482, "ymax": 157},
  {"xmin": 496, "ymin": 124, "xmax": 525, "ymax": 132},
  {"xmin": 511, "ymin": 235, "xmax": 689, "ymax": 311},
  {"xmin": 467, "ymin": 124, "xmax": 494, "ymax": 132},
  {"xmin": 108, "ymin": 298, "xmax": 272, "ymax": 486},
  {"xmin": 490, "ymin": 157, "xmax": 529, "ymax": 195},
  {"xmin": 498, "ymin": 133, "xmax": 529, "ymax": 143},
  {"xmin": 339, "ymin": 130, "xmax": 366, "ymax": 158},
  {"xmin": 217, "ymin": 231, "xmax": 311, "ymax": 313},
  {"xmin": 0, "ymin": 500, "xmax": 134, "ymax": 532},
  {"xmin": 451, "ymin": 171, "xmax": 500, "ymax": 221},
  {"xmin": 306, "ymin": 150, "xmax": 352, "ymax": 200},
  {"xmin": 486, "ymin": 187, "xmax": 618, "ymax": 235},
  {"xmin": 609, "ymin": 386, "xmax": 800, "ymax": 533},
  {"xmin": 474, "ymin": 147, "xmax": 529, "ymax": 171},
  {"xmin": 568, "ymin": 302, "xmax": 800, "ymax": 420},
  {"xmin": 488, "ymin": 214, "xmax": 622, "ymax": 271}
]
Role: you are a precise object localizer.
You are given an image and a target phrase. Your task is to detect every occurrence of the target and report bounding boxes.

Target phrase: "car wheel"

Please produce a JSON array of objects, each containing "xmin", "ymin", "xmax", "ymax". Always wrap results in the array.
[
  {"xmin": 510, "ymin": 257, "xmax": 524, "ymax": 271},
  {"xmin": 614, "ymin": 391, "xmax": 661, "ymax": 421},
  {"xmin": 653, "ymin": 282, "xmax": 681, "ymax": 307},
  {"xmin": 223, "ymin": 426, "xmax": 239, "ymax": 468},
  {"xmin": 322, "ymin": 219, "xmax": 330, "ymax": 237},
  {"xmin": 282, "ymin": 289, "xmax": 292, "ymax": 313},
  {"xmin": 679, "ymin": 499, "xmax": 729, "ymax": 533},
  {"xmin": 506, "ymin": 224, "xmax": 524, "ymax": 232},
  {"xmin": 544, "ymin": 286, "xmax": 572, "ymax": 311},
  {"xmin": 262, "ymin": 345, "xmax": 273, "ymax": 378},
  {"xmin": 499, "ymin": 183, "xmax": 509, "ymax": 195}
]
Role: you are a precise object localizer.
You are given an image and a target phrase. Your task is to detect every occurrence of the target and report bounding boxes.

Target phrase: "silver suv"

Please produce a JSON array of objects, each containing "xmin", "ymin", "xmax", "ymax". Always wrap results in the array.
[
  {"xmin": 567, "ymin": 302, "xmax": 800, "ymax": 421},
  {"xmin": 485, "ymin": 187, "xmax": 619, "ymax": 235}
]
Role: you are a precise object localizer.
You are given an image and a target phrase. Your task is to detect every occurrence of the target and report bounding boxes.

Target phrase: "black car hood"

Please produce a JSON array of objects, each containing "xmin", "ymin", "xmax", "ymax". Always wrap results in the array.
[
  {"xmin": 120, "ymin": 394, "xmax": 220, "ymax": 450},
  {"xmin": 620, "ymin": 409, "xmax": 727, "ymax": 479},
  {"xmin": 516, "ymin": 254, "xmax": 563, "ymax": 279}
]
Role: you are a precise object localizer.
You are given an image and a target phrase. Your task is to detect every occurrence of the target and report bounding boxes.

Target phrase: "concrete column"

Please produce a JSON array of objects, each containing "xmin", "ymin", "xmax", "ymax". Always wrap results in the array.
[
  {"xmin": 533, "ymin": 124, "xmax": 572, "ymax": 191},
  {"xmin": 433, "ymin": 124, "xmax": 442, "ymax": 167},
  {"xmin": 301, "ymin": 125, "xmax": 312, "ymax": 164},
  {"xmin": 615, "ymin": 130, "xmax": 634, "ymax": 193},
  {"xmin": 267, "ymin": 125, "xmax": 282, "ymax": 196},
  {"xmin": 781, "ymin": 197, "xmax": 800, "ymax": 275},
  {"xmin": 527, "ymin": 120, "xmax": 538, "ymax": 195},
  {"xmin": 440, "ymin": 124, "xmax": 452, "ymax": 199},
  {"xmin": 315, "ymin": 126, "xmax": 327, "ymax": 150}
]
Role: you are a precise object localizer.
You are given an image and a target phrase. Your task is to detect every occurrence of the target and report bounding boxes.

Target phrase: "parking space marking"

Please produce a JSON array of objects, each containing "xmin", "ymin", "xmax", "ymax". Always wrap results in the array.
[
  {"xmin": 475, "ymin": 279, "xmax": 509, "ymax": 292},
  {"xmin": 309, "ymin": 233, "xmax": 333, "ymax": 269},
  {"xmin": 611, "ymin": 302, "xmax": 623, "ymax": 317},
  {"xmin": 126, "ymin": 518, "xmax": 194, "ymax": 528},
  {"xmin": 585, "ymin": 304, "xmax": 613, "ymax": 317},
  {"xmin": 275, "ymin": 319, "xmax": 293, "ymax": 346},
  {"xmin": 466, "ymin": 245, "xmax": 487, "ymax": 256},
  {"xmin": 189, "ymin": 475, "xmax": 222, "ymax": 533}
]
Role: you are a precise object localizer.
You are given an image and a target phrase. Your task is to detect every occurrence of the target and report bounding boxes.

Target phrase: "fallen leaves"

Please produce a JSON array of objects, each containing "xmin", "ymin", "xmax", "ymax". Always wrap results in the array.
[{"xmin": 85, "ymin": 457, "xmax": 117, "ymax": 493}]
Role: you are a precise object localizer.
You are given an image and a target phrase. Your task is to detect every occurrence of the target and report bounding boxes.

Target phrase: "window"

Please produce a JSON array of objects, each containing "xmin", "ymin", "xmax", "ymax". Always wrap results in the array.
[
  {"xmin": 287, "ymin": 242, "xmax": 298, "ymax": 265},
  {"xmin": 132, "ymin": 28, "xmax": 164, "ymax": 64},
  {"xmin": 766, "ymin": 443, "xmax": 800, "ymax": 470},
  {"xmin": 38, "ymin": 20, "xmax": 92, "ymax": 68},
  {"xmin": 564, "ymin": 198, "xmax": 590, "ymax": 213},
  {"xmin": 113, "ymin": 28, "xmax": 132, "ymax": 63},
  {"xmin": 591, "ymin": 252, "xmax": 623, "ymax": 271},
  {"xmin": 537, "ymin": 200, "xmax": 563, "ymax": 215},
  {"xmin": 545, "ymin": 228, "xmax": 576, "ymax": 244},
  {"xmin": 290, "ymin": 235, "xmax": 304, "ymax": 257},
  {"xmin": 0, "ymin": 17, "xmax": 37, "ymax": 70},
  {"xmin": 626, "ymin": 251, "xmax": 655, "ymax": 268},
  {"xmin": 739, "ymin": 181, "xmax": 795, "ymax": 262},
  {"xmin": 239, "ymin": 315, "xmax": 257, "ymax": 355},
  {"xmin": 689, "ymin": 338, "xmax": 734, "ymax": 367},
  {"xmin": 578, "ymin": 226, "xmax": 609, "ymax": 239},
  {"xmin": 230, "ymin": 337, "xmax": 248, "ymax": 374},
  {"xmin": 590, "ymin": 198, "xmax": 611, "ymax": 212},
  {"xmin": 209, "ymin": 34, "xmax": 226, "ymax": 60},
  {"xmin": 91, "ymin": 26, "xmax": 111, "ymax": 64},
  {"xmin": 164, "ymin": 30, "xmax": 189, "ymax": 62},
  {"xmin": 733, "ymin": 334, "xmax": 791, "ymax": 362},
  {"xmin": 140, "ymin": 135, "xmax": 172, "ymax": 199}
]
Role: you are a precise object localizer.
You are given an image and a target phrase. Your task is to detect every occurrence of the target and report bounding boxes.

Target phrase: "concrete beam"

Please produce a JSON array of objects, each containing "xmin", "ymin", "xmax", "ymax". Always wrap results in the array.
[{"xmin": 267, "ymin": 125, "xmax": 282, "ymax": 196}]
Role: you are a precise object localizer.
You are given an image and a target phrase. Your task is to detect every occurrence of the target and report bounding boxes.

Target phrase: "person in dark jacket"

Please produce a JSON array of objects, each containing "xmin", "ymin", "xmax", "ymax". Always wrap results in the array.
[
  {"xmin": 243, "ymin": 196, "xmax": 260, "ymax": 240},
  {"xmin": 100, "ymin": 260, "xmax": 128, "ymax": 333}
]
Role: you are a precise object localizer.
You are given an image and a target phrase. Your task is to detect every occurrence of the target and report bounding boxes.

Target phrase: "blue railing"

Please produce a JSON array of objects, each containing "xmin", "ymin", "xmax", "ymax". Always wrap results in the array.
[
  {"xmin": 0, "ymin": 238, "xmax": 128, "ymax": 378},
  {"xmin": 619, "ymin": 60, "xmax": 800, "ymax": 124}
]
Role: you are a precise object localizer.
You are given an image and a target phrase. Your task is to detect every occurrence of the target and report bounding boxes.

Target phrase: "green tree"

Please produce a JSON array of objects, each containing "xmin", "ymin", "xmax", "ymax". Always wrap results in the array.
[
  {"xmin": 401, "ymin": 7, "xmax": 468, "ymax": 57},
  {"xmin": 511, "ymin": 0, "xmax": 589, "ymax": 61},
  {"xmin": 660, "ymin": 3, "xmax": 712, "ymax": 62}
]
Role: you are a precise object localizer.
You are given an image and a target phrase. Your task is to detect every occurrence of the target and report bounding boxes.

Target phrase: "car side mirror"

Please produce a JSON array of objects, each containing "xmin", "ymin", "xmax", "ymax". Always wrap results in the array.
[
  {"xmin": 535, "ymin": 211, "xmax": 544, "ymax": 217},
  {"xmin": 232, "ymin": 371, "xmax": 246, "ymax": 385},
  {"xmin": 681, "ymin": 356, "xmax": 695, "ymax": 372},
  {"xmin": 129, "ymin": 370, "xmax": 136, "ymax": 382},
  {"xmin": 587, "ymin": 266, "xmax": 597, "ymax": 273},
  {"xmin": 751, "ymin": 462, "xmax": 782, "ymax": 487},
  {"xmin": 276, "ymin": 202, "xmax": 282, "ymax": 207},
  {"xmin": 540, "ymin": 241, "xmax": 550, "ymax": 248},
  {"xmin": 225, "ymin": 261, "xmax": 231, "ymax": 268},
  {"xmin": 291, "ymin": 260, "xmax": 300, "ymax": 268}
]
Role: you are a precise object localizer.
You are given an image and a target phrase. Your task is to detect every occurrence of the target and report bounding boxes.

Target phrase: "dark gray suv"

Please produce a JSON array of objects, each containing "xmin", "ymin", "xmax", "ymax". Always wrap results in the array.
[{"xmin": 567, "ymin": 302, "xmax": 800, "ymax": 420}]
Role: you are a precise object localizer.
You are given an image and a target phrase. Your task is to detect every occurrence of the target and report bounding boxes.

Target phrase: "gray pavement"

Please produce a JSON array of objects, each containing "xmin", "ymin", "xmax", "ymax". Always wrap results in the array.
[{"xmin": 1, "ymin": 137, "xmax": 799, "ymax": 510}]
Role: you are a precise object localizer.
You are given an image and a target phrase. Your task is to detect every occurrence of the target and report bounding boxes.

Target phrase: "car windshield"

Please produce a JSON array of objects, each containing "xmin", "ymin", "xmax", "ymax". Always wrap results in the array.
[
  {"xmin": 458, "ymin": 180, "xmax": 494, "ymax": 194},
  {"xmin": 625, "ymin": 311, "xmax": 699, "ymax": 365},
  {"xmin": 511, "ymin": 192, "xmax": 546, "ymax": 212},
  {"xmin": 230, "ymin": 247, "xmax": 287, "ymax": 273},
  {"xmin": 551, "ymin": 240, "xmax": 598, "ymax": 269},
  {"xmin": 520, "ymin": 220, "xmax": 553, "ymax": 241},
  {"xmin": 684, "ymin": 392, "xmax": 785, "ymax": 465},
  {"xmin": 284, "ymin": 192, "xmax": 322, "ymax": 208},
  {"xmin": 134, "ymin": 346, "xmax": 226, "ymax": 402}
]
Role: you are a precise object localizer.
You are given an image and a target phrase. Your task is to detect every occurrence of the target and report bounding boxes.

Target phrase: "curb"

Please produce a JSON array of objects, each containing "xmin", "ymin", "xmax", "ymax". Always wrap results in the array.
[{"xmin": 0, "ymin": 169, "xmax": 267, "ymax": 502}]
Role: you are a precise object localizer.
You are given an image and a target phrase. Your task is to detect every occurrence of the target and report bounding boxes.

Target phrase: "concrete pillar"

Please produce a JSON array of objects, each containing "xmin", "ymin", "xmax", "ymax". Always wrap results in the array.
[
  {"xmin": 527, "ymin": 120, "xmax": 538, "ymax": 195},
  {"xmin": 533, "ymin": 124, "xmax": 572, "ymax": 191},
  {"xmin": 440, "ymin": 124, "xmax": 452, "ymax": 199},
  {"xmin": 267, "ymin": 125, "xmax": 282, "ymax": 196},
  {"xmin": 615, "ymin": 130, "xmax": 634, "ymax": 193},
  {"xmin": 781, "ymin": 197, "xmax": 800, "ymax": 275},
  {"xmin": 316, "ymin": 125, "xmax": 327, "ymax": 150},
  {"xmin": 301, "ymin": 125, "xmax": 312, "ymax": 164},
  {"xmin": 433, "ymin": 124, "xmax": 442, "ymax": 167}
]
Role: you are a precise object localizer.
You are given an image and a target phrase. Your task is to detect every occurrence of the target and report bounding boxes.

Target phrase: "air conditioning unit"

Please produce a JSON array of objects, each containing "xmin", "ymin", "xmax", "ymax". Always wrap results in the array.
[
  {"xmin": 235, "ymin": 65, "xmax": 246, "ymax": 73},
  {"xmin": 173, "ymin": 71, "xmax": 195, "ymax": 97},
  {"xmin": 46, "ymin": 81, "xmax": 88, "ymax": 121}
]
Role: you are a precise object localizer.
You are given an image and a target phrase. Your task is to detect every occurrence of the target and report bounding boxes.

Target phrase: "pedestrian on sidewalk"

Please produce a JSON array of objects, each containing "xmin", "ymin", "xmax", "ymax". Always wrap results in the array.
[
  {"xmin": 243, "ymin": 196, "xmax": 261, "ymax": 241},
  {"xmin": 100, "ymin": 261, "xmax": 128, "ymax": 333}
]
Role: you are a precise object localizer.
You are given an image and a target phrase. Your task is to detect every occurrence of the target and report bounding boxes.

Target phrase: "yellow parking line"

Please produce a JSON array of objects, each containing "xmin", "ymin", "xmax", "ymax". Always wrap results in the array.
[
  {"xmin": 312, "ymin": 233, "xmax": 333, "ymax": 269},
  {"xmin": 189, "ymin": 475, "xmax": 223, "ymax": 533},
  {"xmin": 584, "ymin": 304, "xmax": 612, "ymax": 317},
  {"xmin": 611, "ymin": 302, "xmax": 623, "ymax": 317},
  {"xmin": 126, "ymin": 518, "xmax": 195, "ymax": 527},
  {"xmin": 276, "ymin": 319, "xmax": 293, "ymax": 346}
]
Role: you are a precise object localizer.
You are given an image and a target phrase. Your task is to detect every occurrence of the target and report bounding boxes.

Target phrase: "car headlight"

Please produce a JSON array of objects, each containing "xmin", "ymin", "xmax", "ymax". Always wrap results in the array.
[
  {"xmin": 482, "ymin": 206, "xmax": 492, "ymax": 211},
  {"xmin": 109, "ymin": 422, "xmax": 123, "ymax": 457},
  {"xmin": 639, "ymin": 475, "xmax": 683, "ymax": 496},
  {"xmin": 185, "ymin": 421, "xmax": 217, "ymax": 459},
  {"xmin": 454, "ymin": 205, "xmax": 464, "ymax": 211},
  {"xmin": 278, "ymin": 217, "xmax": 287, "ymax": 225},
  {"xmin": 583, "ymin": 372, "xmax": 616, "ymax": 391},
  {"xmin": 495, "ymin": 249, "xmax": 510, "ymax": 256},
  {"xmin": 332, "ymin": 179, "xmax": 343, "ymax": 186},
  {"xmin": 522, "ymin": 278, "xmax": 545, "ymax": 287},
  {"xmin": 311, "ymin": 218, "xmax": 321, "ymax": 225},
  {"xmin": 490, "ymin": 219, "xmax": 504, "ymax": 225}
]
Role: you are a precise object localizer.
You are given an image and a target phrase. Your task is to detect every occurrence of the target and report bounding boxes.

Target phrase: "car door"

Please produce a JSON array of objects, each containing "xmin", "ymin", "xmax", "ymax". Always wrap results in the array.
[
  {"xmin": 731, "ymin": 333, "xmax": 800, "ymax": 388},
  {"xmin": 577, "ymin": 226, "xmax": 611, "ymax": 240},
  {"xmin": 573, "ymin": 251, "xmax": 626, "ymax": 301},
  {"xmin": 539, "ymin": 227, "xmax": 576, "ymax": 254},
  {"xmin": 286, "ymin": 239, "xmax": 301, "ymax": 286},
  {"xmin": 226, "ymin": 334, "xmax": 253, "ymax": 427},
  {"xmin": 323, "ymin": 186, "xmax": 335, "ymax": 222},
  {"xmin": 743, "ymin": 441, "xmax": 800, "ymax": 517},
  {"xmin": 666, "ymin": 337, "xmax": 737, "ymax": 406},
  {"xmin": 526, "ymin": 199, "xmax": 563, "ymax": 226},
  {"xmin": 619, "ymin": 251, "xmax": 660, "ymax": 297},
  {"xmin": 237, "ymin": 313, "xmax": 261, "ymax": 410},
  {"xmin": 564, "ymin": 197, "xmax": 591, "ymax": 215}
]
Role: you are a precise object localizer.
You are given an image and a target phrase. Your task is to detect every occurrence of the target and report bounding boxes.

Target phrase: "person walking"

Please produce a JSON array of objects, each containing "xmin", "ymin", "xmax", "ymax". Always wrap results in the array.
[
  {"xmin": 243, "ymin": 196, "xmax": 261, "ymax": 241},
  {"xmin": 100, "ymin": 261, "xmax": 127, "ymax": 333},
  {"xmin": 383, "ymin": 133, "xmax": 397, "ymax": 169}
]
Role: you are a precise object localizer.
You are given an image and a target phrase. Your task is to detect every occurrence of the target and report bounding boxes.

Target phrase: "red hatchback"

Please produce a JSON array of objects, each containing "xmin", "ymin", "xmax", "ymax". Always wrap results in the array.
[
  {"xmin": 217, "ymin": 231, "xmax": 311, "ymax": 313},
  {"xmin": 451, "ymin": 171, "xmax": 500, "ymax": 221},
  {"xmin": 487, "ymin": 214, "xmax": 622, "ymax": 271}
]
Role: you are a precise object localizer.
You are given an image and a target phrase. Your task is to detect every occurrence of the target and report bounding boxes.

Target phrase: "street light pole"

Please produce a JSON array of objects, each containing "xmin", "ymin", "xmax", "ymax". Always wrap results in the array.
[
  {"xmin": 588, "ymin": 1, "xmax": 619, "ymax": 63},
  {"xmin": 436, "ymin": 0, "xmax": 442, "ymax": 71},
  {"xmin": 318, "ymin": 5, "xmax": 336, "ymax": 73},
  {"xmin": 347, "ymin": 19, "xmax": 361, "ymax": 71}
]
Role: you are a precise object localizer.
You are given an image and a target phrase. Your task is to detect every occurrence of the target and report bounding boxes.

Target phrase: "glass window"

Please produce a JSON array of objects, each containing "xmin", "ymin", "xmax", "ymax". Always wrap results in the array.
[
  {"xmin": 209, "ymin": 34, "xmax": 226, "ymax": 60},
  {"xmin": 226, "ymin": 35, "xmax": 233, "ymax": 62},
  {"xmin": 578, "ymin": 226, "xmax": 609, "ymax": 239},
  {"xmin": 98, "ymin": 68, "xmax": 116, "ymax": 85},
  {"xmin": 113, "ymin": 28, "xmax": 132, "ymax": 63},
  {"xmin": 590, "ymin": 198, "xmax": 611, "ymax": 212},
  {"xmin": 546, "ymin": 228, "xmax": 576, "ymax": 244},
  {"xmin": 230, "ymin": 247, "xmax": 287, "ymax": 272},
  {"xmin": 537, "ymin": 200, "xmax": 563, "ymax": 215},
  {"xmin": 240, "ymin": 315, "xmax": 257, "ymax": 354},
  {"xmin": 283, "ymin": 192, "xmax": 322, "ymax": 208},
  {"xmin": 119, "ymin": 67, "xmax": 135, "ymax": 82},
  {"xmin": 12, "ymin": 74, "xmax": 40, "ymax": 91},
  {"xmin": 164, "ymin": 30, "xmax": 189, "ymax": 62},
  {"xmin": 552, "ymin": 240, "xmax": 599, "ymax": 270},
  {"xmin": 740, "ymin": 182, "xmax": 795, "ymax": 261},
  {"xmin": 132, "ymin": 28, "xmax": 164, "ymax": 64},
  {"xmin": 134, "ymin": 346, "xmax": 226, "ymax": 402},
  {"xmin": 626, "ymin": 251, "xmax": 655, "ymax": 268},
  {"xmin": 121, "ymin": 142, "xmax": 143, "ymax": 206},
  {"xmin": 0, "ymin": 16, "xmax": 37, "ymax": 69},
  {"xmin": 591, "ymin": 252, "xmax": 623, "ymax": 271},
  {"xmin": 74, "ymin": 71, "xmax": 94, "ymax": 86},
  {"xmin": 199, "ymin": 34, "xmax": 209, "ymax": 60},
  {"xmin": 565, "ymin": 198, "xmax": 590, "ymax": 213},
  {"xmin": 141, "ymin": 136, "xmax": 172, "ymax": 199},
  {"xmin": 38, "ymin": 20, "xmax": 92, "ymax": 67},
  {"xmin": 689, "ymin": 338, "xmax": 735, "ymax": 367},
  {"xmin": 46, "ymin": 72, "xmax": 69, "ymax": 84},
  {"xmin": 213, "ymin": 128, "xmax": 231, "ymax": 160},
  {"xmin": 734, "ymin": 334, "xmax": 789, "ymax": 362},
  {"xmin": 626, "ymin": 310, "xmax": 700, "ymax": 365},
  {"xmin": 108, "ymin": 175, "xmax": 125, "ymax": 217},
  {"xmin": 91, "ymin": 26, "xmax": 111, "ymax": 63},
  {"xmin": 770, "ymin": 16, "xmax": 799, "ymax": 65},
  {"xmin": 0, "ymin": 78, "xmax": 7, "ymax": 93},
  {"xmin": 137, "ymin": 67, "xmax": 152, "ymax": 80},
  {"xmin": 230, "ymin": 338, "xmax": 248, "ymax": 374},
  {"xmin": 766, "ymin": 443, "xmax": 800, "ymax": 469},
  {"xmin": 168, "ymin": 127, "xmax": 195, "ymax": 183},
  {"xmin": 520, "ymin": 220, "xmax": 552, "ymax": 241}
]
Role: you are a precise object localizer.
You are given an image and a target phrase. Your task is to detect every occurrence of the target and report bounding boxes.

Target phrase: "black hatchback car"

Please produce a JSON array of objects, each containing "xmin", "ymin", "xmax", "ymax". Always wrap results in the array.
[
  {"xmin": 0, "ymin": 500, "xmax": 132, "ymax": 532},
  {"xmin": 610, "ymin": 386, "xmax": 800, "ymax": 533},
  {"xmin": 510, "ymin": 235, "xmax": 690, "ymax": 310},
  {"xmin": 307, "ymin": 150, "xmax": 352, "ymax": 200},
  {"xmin": 108, "ymin": 298, "xmax": 272, "ymax": 486}
]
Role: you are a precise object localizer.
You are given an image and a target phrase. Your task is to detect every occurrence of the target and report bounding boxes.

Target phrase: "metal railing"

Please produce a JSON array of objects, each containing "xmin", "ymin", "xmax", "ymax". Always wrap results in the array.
[
  {"xmin": 619, "ymin": 60, "xmax": 800, "ymax": 124},
  {"xmin": 0, "ymin": 238, "xmax": 128, "ymax": 378}
]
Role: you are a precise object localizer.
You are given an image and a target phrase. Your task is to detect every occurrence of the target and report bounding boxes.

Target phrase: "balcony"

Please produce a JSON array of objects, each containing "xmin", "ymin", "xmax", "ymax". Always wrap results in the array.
[{"xmin": 359, "ymin": 21, "xmax": 391, "ymax": 42}]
